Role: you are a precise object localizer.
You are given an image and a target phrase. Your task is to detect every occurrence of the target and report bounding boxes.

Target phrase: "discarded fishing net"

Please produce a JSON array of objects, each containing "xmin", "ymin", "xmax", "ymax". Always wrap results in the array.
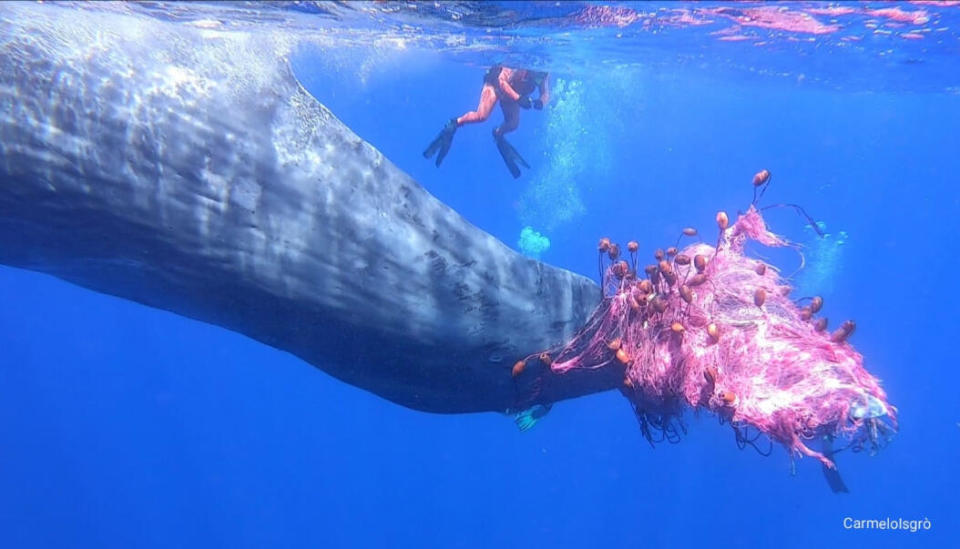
[{"xmin": 515, "ymin": 172, "xmax": 896, "ymax": 473}]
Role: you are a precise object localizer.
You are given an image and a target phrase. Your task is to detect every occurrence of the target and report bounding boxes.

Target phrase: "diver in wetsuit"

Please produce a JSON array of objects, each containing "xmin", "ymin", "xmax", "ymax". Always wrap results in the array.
[{"xmin": 423, "ymin": 65, "xmax": 550, "ymax": 179}]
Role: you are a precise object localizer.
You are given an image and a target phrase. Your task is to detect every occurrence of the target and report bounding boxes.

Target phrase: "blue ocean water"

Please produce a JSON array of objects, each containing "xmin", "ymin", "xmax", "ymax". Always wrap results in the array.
[{"xmin": 1, "ymin": 1, "xmax": 958, "ymax": 547}]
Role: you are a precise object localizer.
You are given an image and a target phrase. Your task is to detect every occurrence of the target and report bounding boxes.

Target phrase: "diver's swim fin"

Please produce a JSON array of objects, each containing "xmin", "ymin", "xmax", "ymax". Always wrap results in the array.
[
  {"xmin": 822, "ymin": 463, "xmax": 849, "ymax": 493},
  {"xmin": 513, "ymin": 403, "xmax": 552, "ymax": 432},
  {"xmin": 820, "ymin": 435, "xmax": 850, "ymax": 493},
  {"xmin": 494, "ymin": 133, "xmax": 530, "ymax": 179},
  {"xmin": 423, "ymin": 119, "xmax": 458, "ymax": 167}
]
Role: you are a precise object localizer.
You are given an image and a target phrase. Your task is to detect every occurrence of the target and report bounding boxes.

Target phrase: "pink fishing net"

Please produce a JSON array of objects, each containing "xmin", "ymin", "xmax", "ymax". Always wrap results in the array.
[{"xmin": 528, "ymin": 204, "xmax": 896, "ymax": 468}]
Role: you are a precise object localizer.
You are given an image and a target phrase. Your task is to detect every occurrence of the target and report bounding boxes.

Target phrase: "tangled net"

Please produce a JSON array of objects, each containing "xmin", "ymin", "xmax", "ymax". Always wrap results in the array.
[{"xmin": 517, "ymin": 175, "xmax": 896, "ymax": 470}]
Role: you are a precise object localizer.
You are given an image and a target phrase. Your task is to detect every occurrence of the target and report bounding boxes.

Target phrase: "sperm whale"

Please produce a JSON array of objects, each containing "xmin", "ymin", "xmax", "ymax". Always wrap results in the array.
[{"xmin": 0, "ymin": 3, "xmax": 618, "ymax": 413}]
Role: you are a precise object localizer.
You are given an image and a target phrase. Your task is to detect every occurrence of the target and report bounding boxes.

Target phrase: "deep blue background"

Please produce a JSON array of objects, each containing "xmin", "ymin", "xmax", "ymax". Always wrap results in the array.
[{"xmin": 2, "ymin": 25, "xmax": 959, "ymax": 549}]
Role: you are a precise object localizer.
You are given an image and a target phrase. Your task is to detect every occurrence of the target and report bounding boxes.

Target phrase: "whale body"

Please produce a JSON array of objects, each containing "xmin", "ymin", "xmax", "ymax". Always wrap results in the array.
[{"xmin": 0, "ymin": 3, "xmax": 617, "ymax": 413}]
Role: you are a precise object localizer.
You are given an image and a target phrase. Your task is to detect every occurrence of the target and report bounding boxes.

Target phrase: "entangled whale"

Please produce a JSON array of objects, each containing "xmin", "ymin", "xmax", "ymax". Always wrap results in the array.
[{"xmin": 0, "ymin": 3, "xmax": 619, "ymax": 414}]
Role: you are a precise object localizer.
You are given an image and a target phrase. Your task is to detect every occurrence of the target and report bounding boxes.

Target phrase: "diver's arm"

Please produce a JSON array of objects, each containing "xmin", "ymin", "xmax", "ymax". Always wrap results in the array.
[
  {"xmin": 498, "ymin": 69, "xmax": 522, "ymax": 102},
  {"xmin": 539, "ymin": 74, "xmax": 550, "ymax": 106}
]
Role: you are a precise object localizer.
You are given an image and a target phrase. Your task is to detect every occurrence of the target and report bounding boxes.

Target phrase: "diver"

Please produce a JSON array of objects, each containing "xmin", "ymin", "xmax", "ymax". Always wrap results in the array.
[{"xmin": 423, "ymin": 64, "xmax": 550, "ymax": 179}]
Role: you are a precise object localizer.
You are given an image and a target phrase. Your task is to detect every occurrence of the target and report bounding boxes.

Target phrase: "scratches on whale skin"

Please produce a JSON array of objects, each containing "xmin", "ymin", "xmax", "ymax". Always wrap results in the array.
[
  {"xmin": 454, "ymin": 282, "xmax": 470, "ymax": 301},
  {"xmin": 424, "ymin": 249, "xmax": 447, "ymax": 277},
  {"xmin": 478, "ymin": 292, "xmax": 500, "ymax": 323}
]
